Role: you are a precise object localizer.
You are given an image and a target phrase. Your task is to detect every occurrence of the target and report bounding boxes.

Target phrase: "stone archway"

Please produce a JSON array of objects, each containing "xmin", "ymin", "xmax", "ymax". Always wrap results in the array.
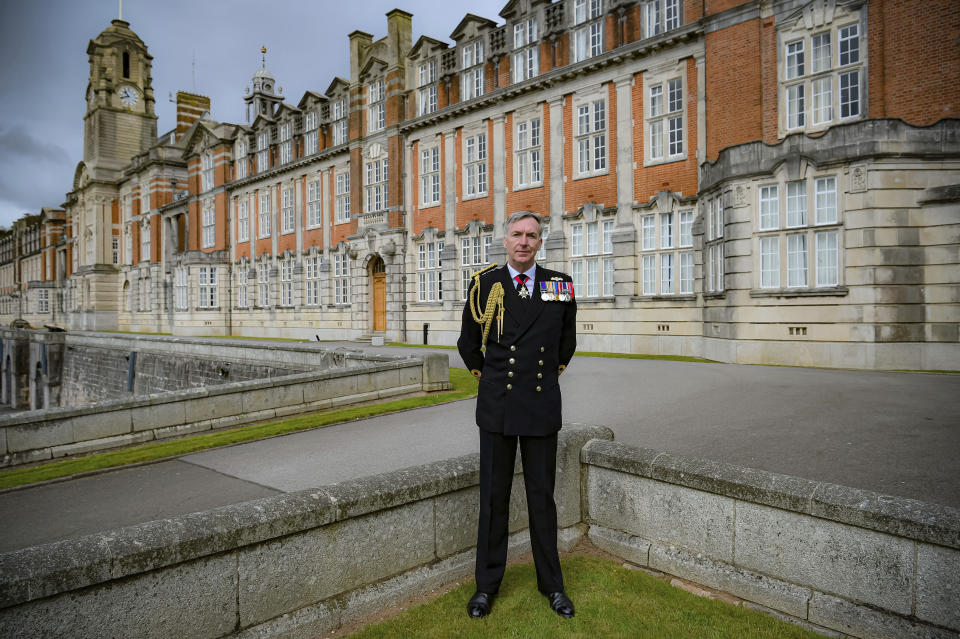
[{"xmin": 369, "ymin": 255, "xmax": 386, "ymax": 333}]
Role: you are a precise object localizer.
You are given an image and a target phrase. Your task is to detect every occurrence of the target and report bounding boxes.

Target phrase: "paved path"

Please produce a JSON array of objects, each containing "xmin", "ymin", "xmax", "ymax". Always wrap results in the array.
[{"xmin": 1, "ymin": 342, "xmax": 957, "ymax": 552}]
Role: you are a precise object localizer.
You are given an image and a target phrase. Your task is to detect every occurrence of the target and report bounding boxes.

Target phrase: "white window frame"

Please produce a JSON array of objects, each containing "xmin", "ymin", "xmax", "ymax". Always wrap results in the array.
[
  {"xmin": 334, "ymin": 253, "xmax": 350, "ymax": 305},
  {"xmin": 256, "ymin": 132, "xmax": 269, "ymax": 173},
  {"xmin": 644, "ymin": 0, "xmax": 680, "ymax": 38},
  {"xmin": 280, "ymin": 259, "xmax": 294, "ymax": 306},
  {"xmin": 514, "ymin": 114, "xmax": 543, "ymax": 188},
  {"xmin": 335, "ymin": 169, "xmax": 351, "ymax": 223},
  {"xmin": 365, "ymin": 158, "xmax": 389, "ymax": 213},
  {"xmin": 174, "ymin": 267, "xmax": 188, "ymax": 310},
  {"xmin": 461, "ymin": 40, "xmax": 484, "ymax": 100},
  {"xmin": 259, "ymin": 191, "xmax": 272, "ymax": 238},
  {"xmin": 367, "ymin": 79, "xmax": 385, "ymax": 133},
  {"xmin": 281, "ymin": 186, "xmax": 295, "ymax": 234},
  {"xmin": 756, "ymin": 174, "xmax": 843, "ymax": 290},
  {"xmin": 512, "ymin": 18, "xmax": 539, "ymax": 83},
  {"xmin": 236, "ymin": 264, "xmax": 249, "ymax": 308},
  {"xmin": 198, "ymin": 266, "xmax": 218, "ymax": 308},
  {"xmin": 332, "ymin": 98, "xmax": 348, "ymax": 146},
  {"xmin": 460, "ymin": 234, "xmax": 492, "ymax": 300},
  {"xmin": 257, "ymin": 261, "xmax": 271, "ymax": 307},
  {"xmin": 417, "ymin": 240, "xmax": 444, "ymax": 302},
  {"xmin": 278, "ymin": 122, "xmax": 292, "ymax": 165},
  {"xmin": 418, "ymin": 61, "xmax": 438, "ymax": 116},
  {"xmin": 304, "ymin": 111, "xmax": 319, "ymax": 156},
  {"xmin": 235, "ymin": 139, "xmax": 247, "ymax": 180},
  {"xmin": 570, "ymin": 219, "xmax": 614, "ymax": 298},
  {"xmin": 420, "ymin": 146, "xmax": 441, "ymax": 207},
  {"xmin": 201, "ymin": 197, "xmax": 215, "ymax": 248},
  {"xmin": 237, "ymin": 198, "xmax": 249, "ymax": 243},
  {"xmin": 646, "ymin": 75, "xmax": 685, "ymax": 164},
  {"xmin": 778, "ymin": 17, "xmax": 865, "ymax": 136},
  {"xmin": 201, "ymin": 152, "xmax": 214, "ymax": 192},
  {"xmin": 307, "ymin": 179, "xmax": 322, "ymax": 228},
  {"xmin": 304, "ymin": 255, "xmax": 321, "ymax": 306},
  {"xmin": 463, "ymin": 131, "xmax": 488, "ymax": 198},
  {"xmin": 575, "ymin": 97, "xmax": 607, "ymax": 176},
  {"xmin": 140, "ymin": 218, "xmax": 150, "ymax": 263},
  {"xmin": 572, "ymin": 0, "xmax": 604, "ymax": 63}
]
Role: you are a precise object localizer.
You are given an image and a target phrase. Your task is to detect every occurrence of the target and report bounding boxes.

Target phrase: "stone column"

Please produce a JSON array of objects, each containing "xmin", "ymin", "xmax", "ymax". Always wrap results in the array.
[
  {"xmin": 546, "ymin": 97, "xmax": 566, "ymax": 268},
  {"xmin": 492, "ymin": 115, "xmax": 506, "ymax": 234},
  {"xmin": 614, "ymin": 75, "xmax": 637, "ymax": 307}
]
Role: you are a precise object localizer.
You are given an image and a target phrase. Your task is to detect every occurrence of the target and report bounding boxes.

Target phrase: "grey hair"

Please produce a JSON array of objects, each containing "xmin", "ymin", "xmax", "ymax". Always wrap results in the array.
[{"xmin": 503, "ymin": 211, "xmax": 544, "ymax": 236}]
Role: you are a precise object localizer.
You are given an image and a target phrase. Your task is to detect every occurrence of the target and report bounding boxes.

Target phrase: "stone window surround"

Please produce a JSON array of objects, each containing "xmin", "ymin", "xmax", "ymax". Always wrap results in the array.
[{"xmin": 643, "ymin": 62, "xmax": 688, "ymax": 167}]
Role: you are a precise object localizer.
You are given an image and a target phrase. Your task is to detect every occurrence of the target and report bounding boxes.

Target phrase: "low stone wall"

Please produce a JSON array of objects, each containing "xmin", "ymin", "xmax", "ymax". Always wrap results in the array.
[
  {"xmin": 0, "ymin": 351, "xmax": 451, "ymax": 468},
  {"xmin": 1, "ymin": 427, "xmax": 956, "ymax": 638},
  {"xmin": 0, "ymin": 425, "xmax": 613, "ymax": 639},
  {"xmin": 583, "ymin": 440, "xmax": 960, "ymax": 639}
]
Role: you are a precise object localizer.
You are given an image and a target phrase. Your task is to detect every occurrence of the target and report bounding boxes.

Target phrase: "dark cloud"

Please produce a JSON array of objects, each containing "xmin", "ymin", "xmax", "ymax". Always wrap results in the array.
[{"xmin": 0, "ymin": 126, "xmax": 70, "ymax": 164}]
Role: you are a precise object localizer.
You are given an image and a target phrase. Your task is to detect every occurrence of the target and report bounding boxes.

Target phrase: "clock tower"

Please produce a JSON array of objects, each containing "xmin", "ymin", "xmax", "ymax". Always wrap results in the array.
[{"xmin": 83, "ymin": 18, "xmax": 157, "ymax": 180}]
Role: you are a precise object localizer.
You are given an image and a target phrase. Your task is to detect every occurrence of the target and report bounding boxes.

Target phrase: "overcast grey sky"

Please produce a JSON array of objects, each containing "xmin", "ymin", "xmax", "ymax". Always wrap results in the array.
[{"xmin": 0, "ymin": 0, "xmax": 508, "ymax": 229}]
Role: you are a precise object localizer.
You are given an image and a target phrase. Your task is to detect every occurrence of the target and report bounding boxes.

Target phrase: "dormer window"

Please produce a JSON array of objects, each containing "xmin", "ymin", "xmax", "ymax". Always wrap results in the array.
[
  {"xmin": 278, "ymin": 122, "xmax": 292, "ymax": 164},
  {"xmin": 644, "ymin": 0, "xmax": 681, "ymax": 38},
  {"xmin": 332, "ymin": 98, "xmax": 348, "ymax": 146},
  {"xmin": 572, "ymin": 0, "xmax": 603, "ymax": 63},
  {"xmin": 304, "ymin": 111, "xmax": 319, "ymax": 155},
  {"xmin": 367, "ymin": 79, "xmax": 385, "ymax": 133},
  {"xmin": 461, "ymin": 40, "xmax": 484, "ymax": 100},
  {"xmin": 418, "ymin": 61, "xmax": 438, "ymax": 116},
  {"xmin": 256, "ymin": 131, "xmax": 269, "ymax": 172},
  {"xmin": 235, "ymin": 138, "xmax": 247, "ymax": 180},
  {"xmin": 513, "ymin": 18, "xmax": 539, "ymax": 83}
]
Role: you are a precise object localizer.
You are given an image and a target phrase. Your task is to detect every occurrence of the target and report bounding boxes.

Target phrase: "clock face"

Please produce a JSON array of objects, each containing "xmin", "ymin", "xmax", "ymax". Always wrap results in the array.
[{"xmin": 119, "ymin": 86, "xmax": 139, "ymax": 107}]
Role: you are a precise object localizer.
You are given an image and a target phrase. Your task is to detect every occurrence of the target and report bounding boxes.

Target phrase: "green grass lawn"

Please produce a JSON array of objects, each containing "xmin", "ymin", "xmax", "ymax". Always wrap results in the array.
[
  {"xmin": 0, "ymin": 368, "xmax": 478, "ymax": 491},
  {"xmin": 347, "ymin": 556, "xmax": 824, "ymax": 639}
]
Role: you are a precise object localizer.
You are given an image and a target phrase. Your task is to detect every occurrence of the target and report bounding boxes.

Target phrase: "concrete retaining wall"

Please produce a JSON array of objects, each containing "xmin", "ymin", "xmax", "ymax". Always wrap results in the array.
[
  {"xmin": 0, "ymin": 350, "xmax": 451, "ymax": 468},
  {"xmin": 583, "ymin": 440, "xmax": 960, "ymax": 639},
  {"xmin": 0, "ymin": 424, "xmax": 613, "ymax": 639}
]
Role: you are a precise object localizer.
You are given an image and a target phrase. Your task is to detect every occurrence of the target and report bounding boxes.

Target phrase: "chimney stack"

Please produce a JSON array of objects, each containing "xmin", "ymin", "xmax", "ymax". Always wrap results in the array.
[{"xmin": 175, "ymin": 91, "xmax": 211, "ymax": 141}]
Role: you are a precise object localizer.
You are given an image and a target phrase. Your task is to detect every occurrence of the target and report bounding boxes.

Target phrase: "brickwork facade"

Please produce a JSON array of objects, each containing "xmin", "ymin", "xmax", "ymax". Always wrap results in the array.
[{"xmin": 2, "ymin": 0, "xmax": 958, "ymax": 370}]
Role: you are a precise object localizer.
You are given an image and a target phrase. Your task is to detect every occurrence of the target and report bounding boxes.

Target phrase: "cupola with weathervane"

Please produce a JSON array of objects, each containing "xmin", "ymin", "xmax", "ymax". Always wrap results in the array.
[
  {"xmin": 244, "ymin": 46, "xmax": 284, "ymax": 122},
  {"xmin": 83, "ymin": 18, "xmax": 157, "ymax": 180}
]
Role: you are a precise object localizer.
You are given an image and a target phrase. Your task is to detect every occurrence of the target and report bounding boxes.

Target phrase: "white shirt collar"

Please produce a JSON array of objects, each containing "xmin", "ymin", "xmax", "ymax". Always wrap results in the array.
[{"xmin": 507, "ymin": 263, "xmax": 537, "ymax": 283}]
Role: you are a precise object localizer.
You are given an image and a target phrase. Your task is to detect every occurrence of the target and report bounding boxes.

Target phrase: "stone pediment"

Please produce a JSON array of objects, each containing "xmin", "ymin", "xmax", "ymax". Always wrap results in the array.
[
  {"xmin": 359, "ymin": 56, "xmax": 388, "ymax": 82},
  {"xmin": 408, "ymin": 35, "xmax": 448, "ymax": 61},
  {"xmin": 325, "ymin": 77, "xmax": 350, "ymax": 99},
  {"xmin": 298, "ymin": 90, "xmax": 327, "ymax": 110},
  {"xmin": 450, "ymin": 13, "xmax": 498, "ymax": 42}
]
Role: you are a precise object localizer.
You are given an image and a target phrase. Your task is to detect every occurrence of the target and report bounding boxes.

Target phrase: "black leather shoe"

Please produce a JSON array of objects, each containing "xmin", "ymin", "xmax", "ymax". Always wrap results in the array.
[
  {"xmin": 467, "ymin": 591, "xmax": 494, "ymax": 618},
  {"xmin": 546, "ymin": 591, "xmax": 575, "ymax": 618}
]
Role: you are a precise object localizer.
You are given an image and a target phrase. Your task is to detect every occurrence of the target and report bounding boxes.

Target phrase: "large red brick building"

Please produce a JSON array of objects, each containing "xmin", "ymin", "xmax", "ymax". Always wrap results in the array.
[{"xmin": 3, "ymin": 0, "xmax": 959, "ymax": 370}]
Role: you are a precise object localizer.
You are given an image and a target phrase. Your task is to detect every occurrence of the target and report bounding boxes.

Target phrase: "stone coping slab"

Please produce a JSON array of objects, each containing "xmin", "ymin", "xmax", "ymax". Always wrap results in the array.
[
  {"xmin": 0, "ymin": 423, "xmax": 612, "ymax": 609},
  {"xmin": 0, "ymin": 357, "xmax": 424, "ymax": 428},
  {"xmin": 581, "ymin": 439, "xmax": 960, "ymax": 550}
]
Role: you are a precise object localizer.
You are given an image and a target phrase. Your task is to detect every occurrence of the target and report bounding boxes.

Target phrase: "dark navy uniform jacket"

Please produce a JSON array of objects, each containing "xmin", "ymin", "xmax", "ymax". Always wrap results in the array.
[{"xmin": 458, "ymin": 264, "xmax": 577, "ymax": 437}]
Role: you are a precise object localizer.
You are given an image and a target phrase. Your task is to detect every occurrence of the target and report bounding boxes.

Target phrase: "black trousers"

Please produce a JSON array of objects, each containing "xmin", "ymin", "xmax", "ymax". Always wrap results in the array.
[{"xmin": 475, "ymin": 429, "xmax": 564, "ymax": 594}]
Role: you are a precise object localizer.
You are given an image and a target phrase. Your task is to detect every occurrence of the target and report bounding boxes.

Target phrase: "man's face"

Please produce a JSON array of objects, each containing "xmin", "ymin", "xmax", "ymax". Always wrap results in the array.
[{"xmin": 503, "ymin": 216, "xmax": 542, "ymax": 272}]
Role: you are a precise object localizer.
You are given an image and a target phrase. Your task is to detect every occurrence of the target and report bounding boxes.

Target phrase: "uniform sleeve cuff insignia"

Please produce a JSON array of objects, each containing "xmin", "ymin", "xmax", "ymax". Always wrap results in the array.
[{"xmin": 471, "ymin": 369, "xmax": 483, "ymax": 379}]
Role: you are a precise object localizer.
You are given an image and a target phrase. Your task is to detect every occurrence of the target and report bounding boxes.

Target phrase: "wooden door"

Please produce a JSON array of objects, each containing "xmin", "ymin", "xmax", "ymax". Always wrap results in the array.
[{"xmin": 373, "ymin": 272, "xmax": 386, "ymax": 331}]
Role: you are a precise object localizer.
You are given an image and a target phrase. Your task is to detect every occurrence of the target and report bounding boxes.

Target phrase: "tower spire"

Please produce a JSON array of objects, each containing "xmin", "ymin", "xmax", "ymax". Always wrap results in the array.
[
  {"xmin": 261, "ymin": 46, "xmax": 267, "ymax": 70},
  {"xmin": 118, "ymin": 0, "xmax": 122, "ymax": 20}
]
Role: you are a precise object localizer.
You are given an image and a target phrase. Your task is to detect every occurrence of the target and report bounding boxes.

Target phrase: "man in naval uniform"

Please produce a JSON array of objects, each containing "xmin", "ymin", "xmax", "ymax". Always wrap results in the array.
[{"xmin": 458, "ymin": 210, "xmax": 577, "ymax": 619}]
